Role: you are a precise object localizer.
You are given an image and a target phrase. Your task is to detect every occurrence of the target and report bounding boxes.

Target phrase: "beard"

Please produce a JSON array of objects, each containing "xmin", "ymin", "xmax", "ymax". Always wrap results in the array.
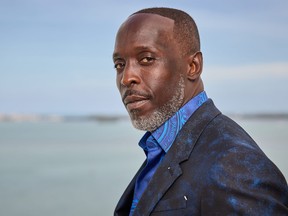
[{"xmin": 129, "ymin": 76, "xmax": 185, "ymax": 132}]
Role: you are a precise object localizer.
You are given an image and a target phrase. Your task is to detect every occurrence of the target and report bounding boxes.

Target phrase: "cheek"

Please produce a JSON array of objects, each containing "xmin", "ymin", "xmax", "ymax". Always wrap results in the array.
[
  {"xmin": 147, "ymin": 62, "xmax": 182, "ymax": 98},
  {"xmin": 150, "ymin": 75, "xmax": 179, "ymax": 102}
]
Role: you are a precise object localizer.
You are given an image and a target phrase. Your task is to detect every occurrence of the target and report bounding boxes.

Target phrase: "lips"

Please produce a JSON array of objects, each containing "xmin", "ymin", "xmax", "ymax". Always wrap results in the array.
[
  {"xmin": 122, "ymin": 91, "xmax": 151, "ymax": 110},
  {"xmin": 124, "ymin": 95, "xmax": 149, "ymax": 110}
]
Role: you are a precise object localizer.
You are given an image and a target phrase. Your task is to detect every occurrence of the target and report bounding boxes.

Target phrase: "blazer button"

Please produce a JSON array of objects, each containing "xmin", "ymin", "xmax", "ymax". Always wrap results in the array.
[{"xmin": 167, "ymin": 166, "xmax": 173, "ymax": 175}]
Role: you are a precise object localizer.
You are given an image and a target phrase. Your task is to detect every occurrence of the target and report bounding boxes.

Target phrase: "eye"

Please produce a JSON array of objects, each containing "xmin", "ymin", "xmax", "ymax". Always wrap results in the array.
[
  {"xmin": 114, "ymin": 62, "xmax": 125, "ymax": 70},
  {"xmin": 140, "ymin": 57, "xmax": 155, "ymax": 64}
]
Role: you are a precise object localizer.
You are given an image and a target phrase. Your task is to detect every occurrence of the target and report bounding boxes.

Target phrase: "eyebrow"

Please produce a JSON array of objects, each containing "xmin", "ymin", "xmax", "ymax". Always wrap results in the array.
[
  {"xmin": 112, "ymin": 52, "xmax": 120, "ymax": 60},
  {"xmin": 113, "ymin": 46, "xmax": 159, "ymax": 60}
]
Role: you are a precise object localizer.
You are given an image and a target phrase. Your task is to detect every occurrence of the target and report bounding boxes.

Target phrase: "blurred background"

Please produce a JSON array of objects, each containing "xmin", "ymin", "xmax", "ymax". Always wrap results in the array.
[{"xmin": 0, "ymin": 0, "xmax": 287, "ymax": 215}]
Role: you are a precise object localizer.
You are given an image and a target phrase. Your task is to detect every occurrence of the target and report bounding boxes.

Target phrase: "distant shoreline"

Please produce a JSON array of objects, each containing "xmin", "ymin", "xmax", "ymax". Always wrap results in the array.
[
  {"xmin": 0, "ymin": 114, "xmax": 128, "ymax": 123},
  {"xmin": 228, "ymin": 113, "xmax": 288, "ymax": 120},
  {"xmin": 1, "ymin": 113, "xmax": 288, "ymax": 123}
]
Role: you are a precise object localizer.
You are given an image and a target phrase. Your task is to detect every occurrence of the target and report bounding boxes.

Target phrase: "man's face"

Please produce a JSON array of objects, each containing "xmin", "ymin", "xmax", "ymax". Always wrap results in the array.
[{"xmin": 113, "ymin": 14, "xmax": 188, "ymax": 131}]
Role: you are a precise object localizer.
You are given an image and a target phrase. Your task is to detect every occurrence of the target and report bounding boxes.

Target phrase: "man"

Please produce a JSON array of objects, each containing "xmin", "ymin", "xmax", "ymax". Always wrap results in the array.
[{"xmin": 113, "ymin": 7, "xmax": 288, "ymax": 216}]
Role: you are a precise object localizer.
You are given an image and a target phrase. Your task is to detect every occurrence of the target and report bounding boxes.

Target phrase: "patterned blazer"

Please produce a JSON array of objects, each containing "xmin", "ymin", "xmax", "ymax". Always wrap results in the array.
[{"xmin": 115, "ymin": 99, "xmax": 288, "ymax": 216}]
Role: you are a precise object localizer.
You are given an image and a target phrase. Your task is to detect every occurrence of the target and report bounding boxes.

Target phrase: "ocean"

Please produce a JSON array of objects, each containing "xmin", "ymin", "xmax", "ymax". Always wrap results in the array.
[{"xmin": 0, "ymin": 119, "xmax": 287, "ymax": 216}]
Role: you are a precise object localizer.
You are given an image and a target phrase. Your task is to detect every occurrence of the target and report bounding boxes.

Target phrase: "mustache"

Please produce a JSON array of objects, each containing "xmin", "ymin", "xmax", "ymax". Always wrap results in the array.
[{"xmin": 122, "ymin": 89, "xmax": 151, "ymax": 101}]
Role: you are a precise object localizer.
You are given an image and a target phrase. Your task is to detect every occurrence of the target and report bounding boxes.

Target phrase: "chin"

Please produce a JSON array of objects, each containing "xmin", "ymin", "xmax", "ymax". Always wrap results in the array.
[
  {"xmin": 129, "ymin": 107, "xmax": 173, "ymax": 132},
  {"xmin": 131, "ymin": 118, "xmax": 160, "ymax": 132}
]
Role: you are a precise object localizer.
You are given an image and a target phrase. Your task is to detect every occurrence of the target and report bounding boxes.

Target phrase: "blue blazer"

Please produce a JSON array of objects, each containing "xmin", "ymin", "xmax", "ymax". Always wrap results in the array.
[{"xmin": 115, "ymin": 99, "xmax": 288, "ymax": 215}]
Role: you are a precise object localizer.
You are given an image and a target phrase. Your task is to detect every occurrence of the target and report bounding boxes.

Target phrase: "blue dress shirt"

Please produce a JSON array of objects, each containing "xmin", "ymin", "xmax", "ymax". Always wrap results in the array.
[{"xmin": 130, "ymin": 91, "xmax": 208, "ymax": 215}]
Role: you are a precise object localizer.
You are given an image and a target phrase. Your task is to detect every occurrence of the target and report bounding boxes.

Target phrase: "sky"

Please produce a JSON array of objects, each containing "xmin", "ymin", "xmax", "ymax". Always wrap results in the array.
[{"xmin": 1, "ymin": 0, "xmax": 288, "ymax": 115}]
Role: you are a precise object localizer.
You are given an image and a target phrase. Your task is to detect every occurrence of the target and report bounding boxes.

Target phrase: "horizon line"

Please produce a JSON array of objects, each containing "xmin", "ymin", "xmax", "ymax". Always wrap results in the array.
[{"xmin": 1, "ymin": 113, "xmax": 288, "ymax": 123}]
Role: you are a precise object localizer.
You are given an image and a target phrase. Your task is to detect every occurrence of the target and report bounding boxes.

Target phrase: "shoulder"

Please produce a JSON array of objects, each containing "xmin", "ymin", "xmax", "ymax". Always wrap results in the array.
[
  {"xmin": 197, "ymin": 113, "xmax": 287, "ymax": 191},
  {"xmin": 186, "ymin": 112, "xmax": 288, "ymax": 214}
]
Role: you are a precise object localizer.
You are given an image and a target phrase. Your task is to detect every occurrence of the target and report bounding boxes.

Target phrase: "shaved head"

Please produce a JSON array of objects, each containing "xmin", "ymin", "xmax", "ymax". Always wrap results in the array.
[{"xmin": 133, "ymin": 7, "xmax": 200, "ymax": 56}]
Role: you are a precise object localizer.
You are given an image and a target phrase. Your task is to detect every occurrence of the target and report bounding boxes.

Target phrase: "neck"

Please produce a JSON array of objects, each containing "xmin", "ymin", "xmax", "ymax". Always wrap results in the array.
[{"xmin": 183, "ymin": 78, "xmax": 204, "ymax": 105}]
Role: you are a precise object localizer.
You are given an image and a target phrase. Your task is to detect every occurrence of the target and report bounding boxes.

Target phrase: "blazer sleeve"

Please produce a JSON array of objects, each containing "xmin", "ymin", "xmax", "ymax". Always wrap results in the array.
[{"xmin": 201, "ymin": 146, "xmax": 288, "ymax": 215}]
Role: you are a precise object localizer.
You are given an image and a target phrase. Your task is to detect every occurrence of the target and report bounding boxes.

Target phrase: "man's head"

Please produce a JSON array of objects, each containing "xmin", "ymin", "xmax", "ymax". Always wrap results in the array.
[
  {"xmin": 133, "ymin": 7, "xmax": 200, "ymax": 57},
  {"xmin": 113, "ymin": 7, "xmax": 204, "ymax": 131}
]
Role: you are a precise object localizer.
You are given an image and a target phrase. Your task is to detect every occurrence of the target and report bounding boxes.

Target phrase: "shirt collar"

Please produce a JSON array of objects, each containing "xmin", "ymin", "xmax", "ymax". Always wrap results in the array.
[
  {"xmin": 149, "ymin": 91, "xmax": 208, "ymax": 152},
  {"xmin": 139, "ymin": 91, "xmax": 208, "ymax": 152}
]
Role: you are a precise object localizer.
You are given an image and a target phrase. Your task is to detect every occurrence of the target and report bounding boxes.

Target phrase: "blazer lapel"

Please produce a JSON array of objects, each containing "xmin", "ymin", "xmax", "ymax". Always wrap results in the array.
[
  {"xmin": 133, "ymin": 99, "xmax": 221, "ymax": 215},
  {"xmin": 114, "ymin": 162, "xmax": 146, "ymax": 216}
]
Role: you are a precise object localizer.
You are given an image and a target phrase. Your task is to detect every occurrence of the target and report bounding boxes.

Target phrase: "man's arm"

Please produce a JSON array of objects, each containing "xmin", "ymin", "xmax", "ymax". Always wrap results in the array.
[{"xmin": 202, "ymin": 146, "xmax": 288, "ymax": 215}]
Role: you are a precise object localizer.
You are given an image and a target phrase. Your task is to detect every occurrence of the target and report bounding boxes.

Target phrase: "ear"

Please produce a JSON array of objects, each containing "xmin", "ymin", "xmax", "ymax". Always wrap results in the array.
[{"xmin": 186, "ymin": 51, "xmax": 203, "ymax": 81}]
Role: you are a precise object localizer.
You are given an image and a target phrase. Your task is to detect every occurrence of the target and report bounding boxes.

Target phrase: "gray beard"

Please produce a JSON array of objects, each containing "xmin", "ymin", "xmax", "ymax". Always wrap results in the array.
[{"xmin": 130, "ymin": 76, "xmax": 185, "ymax": 132}]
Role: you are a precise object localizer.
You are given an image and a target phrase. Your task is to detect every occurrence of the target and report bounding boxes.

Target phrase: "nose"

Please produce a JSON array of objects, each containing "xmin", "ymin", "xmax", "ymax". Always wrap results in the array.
[{"xmin": 120, "ymin": 61, "xmax": 140, "ymax": 87}]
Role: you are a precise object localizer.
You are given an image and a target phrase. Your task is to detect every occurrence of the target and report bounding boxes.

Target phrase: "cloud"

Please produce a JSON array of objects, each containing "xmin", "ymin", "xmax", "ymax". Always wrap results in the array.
[
  {"xmin": 202, "ymin": 61, "xmax": 288, "ymax": 113},
  {"xmin": 203, "ymin": 62, "xmax": 288, "ymax": 81}
]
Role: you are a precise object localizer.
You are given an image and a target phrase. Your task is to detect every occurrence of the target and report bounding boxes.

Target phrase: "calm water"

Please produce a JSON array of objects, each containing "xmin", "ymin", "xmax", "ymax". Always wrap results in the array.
[{"xmin": 0, "ymin": 119, "xmax": 287, "ymax": 216}]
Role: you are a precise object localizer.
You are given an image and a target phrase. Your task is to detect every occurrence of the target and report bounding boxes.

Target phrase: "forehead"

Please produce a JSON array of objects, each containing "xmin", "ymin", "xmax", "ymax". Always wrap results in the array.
[
  {"xmin": 114, "ymin": 13, "xmax": 175, "ymax": 55},
  {"xmin": 122, "ymin": 13, "xmax": 174, "ymax": 31}
]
